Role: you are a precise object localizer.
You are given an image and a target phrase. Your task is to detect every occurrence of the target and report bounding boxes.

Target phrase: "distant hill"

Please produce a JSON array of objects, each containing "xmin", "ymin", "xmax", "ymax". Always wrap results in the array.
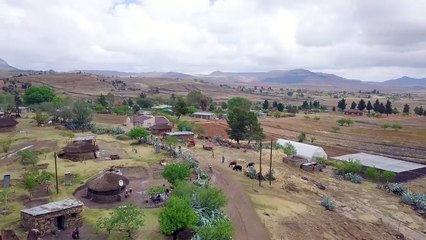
[
  {"xmin": 0, "ymin": 58, "xmax": 19, "ymax": 71},
  {"xmin": 203, "ymin": 69, "xmax": 363, "ymax": 87},
  {"xmin": 76, "ymin": 70, "xmax": 193, "ymax": 79},
  {"xmin": 383, "ymin": 76, "xmax": 426, "ymax": 87}
]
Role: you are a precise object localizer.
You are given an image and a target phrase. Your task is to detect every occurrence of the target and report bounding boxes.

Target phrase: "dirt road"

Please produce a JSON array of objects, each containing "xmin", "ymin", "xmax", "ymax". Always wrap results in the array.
[{"xmin": 211, "ymin": 167, "xmax": 270, "ymax": 240}]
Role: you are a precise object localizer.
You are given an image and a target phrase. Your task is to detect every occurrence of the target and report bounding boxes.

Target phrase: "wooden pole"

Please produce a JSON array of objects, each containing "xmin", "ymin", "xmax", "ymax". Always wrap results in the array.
[
  {"xmin": 259, "ymin": 142, "xmax": 262, "ymax": 187},
  {"xmin": 269, "ymin": 139, "xmax": 273, "ymax": 185},
  {"xmin": 54, "ymin": 152, "xmax": 59, "ymax": 194}
]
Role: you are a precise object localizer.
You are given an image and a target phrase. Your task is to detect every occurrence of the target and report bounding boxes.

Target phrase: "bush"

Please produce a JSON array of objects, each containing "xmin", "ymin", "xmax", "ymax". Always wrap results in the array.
[
  {"xmin": 91, "ymin": 126, "xmax": 125, "ymax": 135},
  {"xmin": 147, "ymin": 185, "xmax": 167, "ymax": 197},
  {"xmin": 335, "ymin": 160, "xmax": 362, "ymax": 175},
  {"xmin": 321, "ymin": 195, "xmax": 335, "ymax": 211},
  {"xmin": 365, "ymin": 167, "xmax": 380, "ymax": 181},
  {"xmin": 343, "ymin": 173, "xmax": 363, "ymax": 184},
  {"xmin": 162, "ymin": 163, "xmax": 192, "ymax": 185},
  {"xmin": 391, "ymin": 124, "xmax": 403, "ymax": 131},
  {"xmin": 20, "ymin": 150, "xmax": 39, "ymax": 165},
  {"xmin": 385, "ymin": 183, "xmax": 407, "ymax": 195},
  {"xmin": 177, "ymin": 121, "xmax": 193, "ymax": 131},
  {"xmin": 380, "ymin": 171, "xmax": 396, "ymax": 182}
]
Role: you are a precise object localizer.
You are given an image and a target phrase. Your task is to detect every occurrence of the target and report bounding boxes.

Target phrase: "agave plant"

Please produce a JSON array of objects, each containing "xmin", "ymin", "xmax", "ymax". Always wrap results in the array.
[
  {"xmin": 321, "ymin": 195, "xmax": 336, "ymax": 211},
  {"xmin": 343, "ymin": 173, "xmax": 363, "ymax": 184}
]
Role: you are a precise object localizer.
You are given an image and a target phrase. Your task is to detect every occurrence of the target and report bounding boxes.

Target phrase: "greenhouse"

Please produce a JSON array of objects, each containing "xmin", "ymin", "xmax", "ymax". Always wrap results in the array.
[{"xmin": 276, "ymin": 139, "xmax": 328, "ymax": 161}]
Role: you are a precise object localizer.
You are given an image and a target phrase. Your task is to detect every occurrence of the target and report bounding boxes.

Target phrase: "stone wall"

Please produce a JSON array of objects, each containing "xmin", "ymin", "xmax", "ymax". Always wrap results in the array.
[{"xmin": 21, "ymin": 206, "xmax": 83, "ymax": 236}]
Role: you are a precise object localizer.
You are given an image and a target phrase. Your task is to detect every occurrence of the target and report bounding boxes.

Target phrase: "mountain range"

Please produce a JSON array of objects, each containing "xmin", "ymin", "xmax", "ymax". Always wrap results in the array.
[{"xmin": 0, "ymin": 58, "xmax": 425, "ymax": 87}]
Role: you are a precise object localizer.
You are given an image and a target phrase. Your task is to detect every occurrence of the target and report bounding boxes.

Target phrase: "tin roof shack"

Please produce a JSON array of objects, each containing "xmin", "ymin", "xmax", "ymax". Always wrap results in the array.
[
  {"xmin": 164, "ymin": 131, "xmax": 194, "ymax": 141},
  {"xmin": 0, "ymin": 117, "xmax": 18, "ymax": 132},
  {"xmin": 21, "ymin": 199, "xmax": 83, "ymax": 235},
  {"xmin": 86, "ymin": 170, "xmax": 129, "ymax": 203},
  {"xmin": 192, "ymin": 112, "xmax": 216, "ymax": 120}
]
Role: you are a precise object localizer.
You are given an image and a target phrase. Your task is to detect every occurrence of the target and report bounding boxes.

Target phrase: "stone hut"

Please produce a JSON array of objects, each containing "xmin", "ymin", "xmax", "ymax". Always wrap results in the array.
[
  {"xmin": 57, "ymin": 142, "xmax": 99, "ymax": 161},
  {"xmin": 283, "ymin": 155, "xmax": 308, "ymax": 168},
  {"xmin": 0, "ymin": 117, "xmax": 18, "ymax": 132},
  {"xmin": 86, "ymin": 170, "xmax": 129, "ymax": 203},
  {"xmin": 21, "ymin": 199, "xmax": 83, "ymax": 236}
]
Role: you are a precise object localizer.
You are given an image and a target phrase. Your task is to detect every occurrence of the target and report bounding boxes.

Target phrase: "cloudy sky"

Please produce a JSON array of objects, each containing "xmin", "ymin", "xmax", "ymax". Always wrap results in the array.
[{"xmin": 1, "ymin": 0, "xmax": 426, "ymax": 81}]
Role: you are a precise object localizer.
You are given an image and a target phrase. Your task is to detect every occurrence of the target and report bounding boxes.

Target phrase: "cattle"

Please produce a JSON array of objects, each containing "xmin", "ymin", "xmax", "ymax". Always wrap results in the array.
[
  {"xmin": 246, "ymin": 162, "xmax": 255, "ymax": 168},
  {"xmin": 229, "ymin": 161, "xmax": 237, "ymax": 168},
  {"xmin": 233, "ymin": 165, "xmax": 243, "ymax": 171}
]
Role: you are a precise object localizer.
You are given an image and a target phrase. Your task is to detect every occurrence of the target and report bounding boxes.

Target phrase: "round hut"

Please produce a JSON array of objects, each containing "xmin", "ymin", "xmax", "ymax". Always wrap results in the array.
[
  {"xmin": 57, "ymin": 142, "xmax": 99, "ymax": 161},
  {"xmin": 86, "ymin": 171, "xmax": 129, "ymax": 203}
]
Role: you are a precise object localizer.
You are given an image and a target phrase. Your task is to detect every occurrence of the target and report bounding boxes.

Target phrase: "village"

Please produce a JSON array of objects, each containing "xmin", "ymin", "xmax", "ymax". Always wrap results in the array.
[{"xmin": 0, "ymin": 82, "xmax": 425, "ymax": 240}]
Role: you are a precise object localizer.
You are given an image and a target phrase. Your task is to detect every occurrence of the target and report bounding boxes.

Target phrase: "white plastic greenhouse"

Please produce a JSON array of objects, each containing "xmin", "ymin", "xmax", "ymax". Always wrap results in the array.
[{"xmin": 276, "ymin": 139, "xmax": 328, "ymax": 161}]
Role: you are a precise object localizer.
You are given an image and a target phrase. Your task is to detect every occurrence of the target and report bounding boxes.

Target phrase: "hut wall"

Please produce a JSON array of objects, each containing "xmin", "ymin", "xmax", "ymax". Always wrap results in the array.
[
  {"xmin": 0, "ymin": 126, "xmax": 16, "ymax": 132},
  {"xmin": 61, "ymin": 152, "xmax": 97, "ymax": 161},
  {"xmin": 21, "ymin": 207, "xmax": 83, "ymax": 236},
  {"xmin": 152, "ymin": 129, "xmax": 171, "ymax": 135},
  {"xmin": 88, "ymin": 193, "xmax": 122, "ymax": 203}
]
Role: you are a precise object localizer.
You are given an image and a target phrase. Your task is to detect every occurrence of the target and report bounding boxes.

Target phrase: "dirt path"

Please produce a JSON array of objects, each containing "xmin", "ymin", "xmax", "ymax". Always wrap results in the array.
[{"xmin": 211, "ymin": 167, "xmax": 270, "ymax": 240}]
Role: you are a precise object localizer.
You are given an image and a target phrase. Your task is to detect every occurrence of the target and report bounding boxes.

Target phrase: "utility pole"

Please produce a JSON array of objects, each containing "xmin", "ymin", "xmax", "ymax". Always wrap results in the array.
[
  {"xmin": 54, "ymin": 152, "xmax": 59, "ymax": 194},
  {"xmin": 259, "ymin": 142, "xmax": 262, "ymax": 187},
  {"xmin": 269, "ymin": 139, "xmax": 273, "ymax": 185}
]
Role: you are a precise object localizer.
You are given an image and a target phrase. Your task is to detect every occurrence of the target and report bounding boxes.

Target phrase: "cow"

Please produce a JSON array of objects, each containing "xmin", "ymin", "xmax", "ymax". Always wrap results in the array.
[
  {"xmin": 233, "ymin": 165, "xmax": 243, "ymax": 171},
  {"xmin": 229, "ymin": 161, "xmax": 237, "ymax": 168},
  {"xmin": 246, "ymin": 162, "xmax": 255, "ymax": 168}
]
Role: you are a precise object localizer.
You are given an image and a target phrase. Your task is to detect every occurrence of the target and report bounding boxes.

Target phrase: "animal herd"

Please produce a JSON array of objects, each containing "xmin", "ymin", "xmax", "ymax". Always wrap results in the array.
[{"xmin": 229, "ymin": 161, "xmax": 255, "ymax": 172}]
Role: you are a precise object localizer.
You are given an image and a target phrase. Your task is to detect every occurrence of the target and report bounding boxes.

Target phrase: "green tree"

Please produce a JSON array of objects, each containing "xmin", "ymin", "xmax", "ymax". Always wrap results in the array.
[
  {"xmin": 272, "ymin": 101, "xmax": 278, "ymax": 108},
  {"xmin": 262, "ymin": 100, "xmax": 269, "ymax": 110},
  {"xmin": 357, "ymin": 99, "xmax": 366, "ymax": 111},
  {"xmin": 385, "ymin": 99, "xmax": 393, "ymax": 116},
  {"xmin": 136, "ymin": 98, "xmax": 153, "ymax": 108},
  {"xmin": 345, "ymin": 118, "xmax": 354, "ymax": 126},
  {"xmin": 113, "ymin": 105, "xmax": 132, "ymax": 115},
  {"xmin": 220, "ymin": 102, "xmax": 227, "ymax": 109},
  {"xmin": 173, "ymin": 97, "xmax": 188, "ymax": 119},
  {"xmin": 197, "ymin": 218, "xmax": 234, "ymax": 240},
  {"xmin": 350, "ymin": 101, "xmax": 357, "ymax": 110},
  {"xmin": 366, "ymin": 100, "xmax": 373, "ymax": 113},
  {"xmin": 70, "ymin": 100, "xmax": 93, "ymax": 130},
  {"xmin": 373, "ymin": 99, "xmax": 381, "ymax": 113},
  {"xmin": 187, "ymin": 106, "xmax": 198, "ymax": 114},
  {"xmin": 0, "ymin": 93, "xmax": 15, "ymax": 112},
  {"xmin": 34, "ymin": 112, "xmax": 49, "ymax": 126},
  {"xmin": 23, "ymin": 86, "xmax": 56, "ymax": 105},
  {"xmin": 177, "ymin": 121, "xmax": 193, "ymax": 131},
  {"xmin": 337, "ymin": 98, "xmax": 347, "ymax": 111},
  {"xmin": 97, "ymin": 94, "xmax": 108, "ymax": 107},
  {"xmin": 97, "ymin": 203, "xmax": 145, "ymax": 239},
  {"xmin": 199, "ymin": 95, "xmax": 212, "ymax": 111},
  {"xmin": 227, "ymin": 97, "xmax": 251, "ymax": 111},
  {"xmin": 162, "ymin": 163, "xmax": 191, "ymax": 185},
  {"xmin": 128, "ymin": 127, "xmax": 150, "ymax": 144},
  {"xmin": 159, "ymin": 197, "xmax": 198, "ymax": 236},
  {"xmin": 186, "ymin": 90, "xmax": 203, "ymax": 107},
  {"xmin": 277, "ymin": 103, "xmax": 284, "ymax": 112},
  {"xmin": 226, "ymin": 108, "xmax": 261, "ymax": 144}
]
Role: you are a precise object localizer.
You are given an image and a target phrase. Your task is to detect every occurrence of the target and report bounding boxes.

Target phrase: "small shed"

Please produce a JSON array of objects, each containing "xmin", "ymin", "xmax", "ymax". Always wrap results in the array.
[
  {"xmin": 86, "ymin": 171, "xmax": 129, "ymax": 203},
  {"xmin": 57, "ymin": 142, "xmax": 99, "ymax": 161},
  {"xmin": 0, "ymin": 117, "xmax": 18, "ymax": 132},
  {"xmin": 276, "ymin": 139, "xmax": 327, "ymax": 161},
  {"xmin": 150, "ymin": 124, "xmax": 172, "ymax": 135},
  {"xmin": 21, "ymin": 199, "xmax": 83, "ymax": 235},
  {"xmin": 192, "ymin": 112, "xmax": 216, "ymax": 120},
  {"xmin": 164, "ymin": 131, "xmax": 194, "ymax": 141}
]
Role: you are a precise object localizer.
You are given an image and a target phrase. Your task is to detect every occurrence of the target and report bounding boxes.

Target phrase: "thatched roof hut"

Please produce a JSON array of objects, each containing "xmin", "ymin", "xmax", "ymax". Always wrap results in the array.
[
  {"xmin": 86, "ymin": 171, "xmax": 129, "ymax": 203},
  {"xmin": 58, "ymin": 142, "xmax": 99, "ymax": 161}
]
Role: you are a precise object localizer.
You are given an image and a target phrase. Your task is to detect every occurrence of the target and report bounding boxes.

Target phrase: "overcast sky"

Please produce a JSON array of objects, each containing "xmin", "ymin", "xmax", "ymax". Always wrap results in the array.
[{"xmin": 1, "ymin": 0, "xmax": 426, "ymax": 81}]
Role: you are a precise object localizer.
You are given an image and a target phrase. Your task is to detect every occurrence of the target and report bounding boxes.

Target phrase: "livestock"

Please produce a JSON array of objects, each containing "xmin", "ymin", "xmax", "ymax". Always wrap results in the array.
[
  {"xmin": 229, "ymin": 161, "xmax": 237, "ymax": 168},
  {"xmin": 233, "ymin": 165, "xmax": 243, "ymax": 171},
  {"xmin": 246, "ymin": 162, "xmax": 255, "ymax": 168}
]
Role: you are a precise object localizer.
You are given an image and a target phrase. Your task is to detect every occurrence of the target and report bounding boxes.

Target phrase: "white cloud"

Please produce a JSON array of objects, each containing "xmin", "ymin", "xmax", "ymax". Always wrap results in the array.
[{"xmin": 0, "ymin": 0, "xmax": 425, "ymax": 80}]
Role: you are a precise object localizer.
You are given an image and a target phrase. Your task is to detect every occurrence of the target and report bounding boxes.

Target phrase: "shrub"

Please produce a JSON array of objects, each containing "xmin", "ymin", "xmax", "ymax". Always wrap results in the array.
[
  {"xmin": 365, "ymin": 167, "xmax": 380, "ymax": 181},
  {"xmin": 314, "ymin": 116, "xmax": 320, "ymax": 121},
  {"xmin": 380, "ymin": 171, "xmax": 396, "ymax": 182},
  {"xmin": 385, "ymin": 183, "xmax": 407, "ymax": 195},
  {"xmin": 297, "ymin": 132, "xmax": 306, "ymax": 142},
  {"xmin": 321, "ymin": 195, "xmax": 336, "ymax": 211},
  {"xmin": 20, "ymin": 150, "xmax": 39, "ymax": 165},
  {"xmin": 162, "ymin": 163, "xmax": 192, "ymax": 185},
  {"xmin": 0, "ymin": 137, "xmax": 13, "ymax": 153},
  {"xmin": 382, "ymin": 123, "xmax": 391, "ymax": 130},
  {"xmin": 147, "ymin": 185, "xmax": 167, "ymax": 197},
  {"xmin": 343, "ymin": 173, "xmax": 363, "ymax": 184},
  {"xmin": 331, "ymin": 126, "xmax": 340, "ymax": 133},
  {"xmin": 391, "ymin": 124, "xmax": 403, "ymax": 131},
  {"xmin": 335, "ymin": 160, "xmax": 362, "ymax": 175}
]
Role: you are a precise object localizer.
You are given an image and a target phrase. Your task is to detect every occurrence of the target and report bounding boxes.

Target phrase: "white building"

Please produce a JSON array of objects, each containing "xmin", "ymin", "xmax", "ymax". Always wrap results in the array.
[{"xmin": 276, "ymin": 139, "xmax": 327, "ymax": 161}]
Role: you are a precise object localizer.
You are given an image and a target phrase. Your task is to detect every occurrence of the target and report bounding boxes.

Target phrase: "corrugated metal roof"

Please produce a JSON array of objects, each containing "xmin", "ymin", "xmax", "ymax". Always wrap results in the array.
[
  {"xmin": 21, "ymin": 199, "xmax": 83, "ymax": 216},
  {"xmin": 193, "ymin": 112, "xmax": 215, "ymax": 116},
  {"xmin": 334, "ymin": 153, "xmax": 426, "ymax": 173},
  {"xmin": 165, "ymin": 131, "xmax": 194, "ymax": 136}
]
